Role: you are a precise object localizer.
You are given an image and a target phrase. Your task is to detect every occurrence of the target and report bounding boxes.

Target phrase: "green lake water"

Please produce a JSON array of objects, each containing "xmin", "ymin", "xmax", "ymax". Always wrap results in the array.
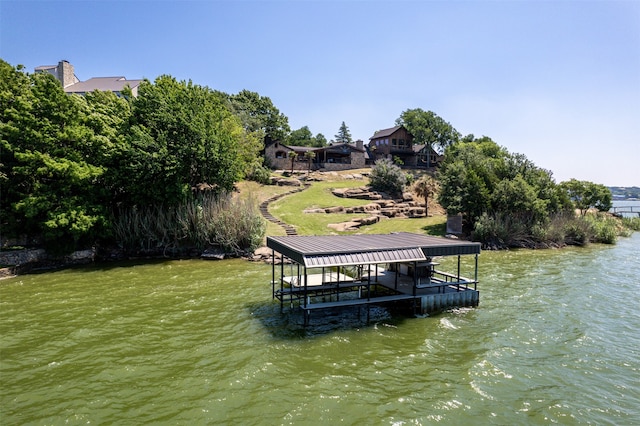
[{"xmin": 1, "ymin": 233, "xmax": 639, "ymax": 425}]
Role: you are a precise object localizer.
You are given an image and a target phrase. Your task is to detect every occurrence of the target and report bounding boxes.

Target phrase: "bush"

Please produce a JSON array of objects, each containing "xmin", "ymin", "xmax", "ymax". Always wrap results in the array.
[
  {"xmin": 246, "ymin": 164, "xmax": 272, "ymax": 185},
  {"xmin": 369, "ymin": 159, "xmax": 407, "ymax": 196},
  {"xmin": 583, "ymin": 214, "xmax": 618, "ymax": 244},
  {"xmin": 621, "ymin": 217, "xmax": 640, "ymax": 231},
  {"xmin": 563, "ymin": 217, "xmax": 594, "ymax": 246},
  {"xmin": 472, "ymin": 213, "xmax": 528, "ymax": 248},
  {"xmin": 545, "ymin": 213, "xmax": 571, "ymax": 245},
  {"xmin": 404, "ymin": 173, "xmax": 415, "ymax": 187}
]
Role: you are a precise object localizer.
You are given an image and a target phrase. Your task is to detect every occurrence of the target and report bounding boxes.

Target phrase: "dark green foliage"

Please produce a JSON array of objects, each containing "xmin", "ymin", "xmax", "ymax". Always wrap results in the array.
[
  {"xmin": 334, "ymin": 121, "xmax": 352, "ymax": 144},
  {"xmin": 1, "ymin": 60, "xmax": 112, "ymax": 251},
  {"xmin": 438, "ymin": 136, "xmax": 577, "ymax": 247},
  {"xmin": 246, "ymin": 164, "xmax": 272, "ymax": 185},
  {"xmin": 114, "ymin": 76, "xmax": 246, "ymax": 207},
  {"xmin": 288, "ymin": 126, "xmax": 326, "ymax": 147},
  {"xmin": 585, "ymin": 214, "xmax": 618, "ymax": 244},
  {"xmin": 1, "ymin": 60, "xmax": 268, "ymax": 253},
  {"xmin": 227, "ymin": 89, "xmax": 290, "ymax": 145},
  {"xmin": 369, "ymin": 159, "xmax": 407, "ymax": 196},
  {"xmin": 560, "ymin": 179, "xmax": 612, "ymax": 215},
  {"xmin": 472, "ymin": 213, "xmax": 529, "ymax": 248}
]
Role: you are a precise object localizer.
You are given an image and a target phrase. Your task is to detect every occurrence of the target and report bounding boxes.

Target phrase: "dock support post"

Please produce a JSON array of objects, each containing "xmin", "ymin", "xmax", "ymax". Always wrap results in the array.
[
  {"xmin": 474, "ymin": 254, "xmax": 479, "ymax": 291},
  {"xmin": 280, "ymin": 258, "xmax": 284, "ymax": 313},
  {"xmin": 271, "ymin": 250, "xmax": 275, "ymax": 299}
]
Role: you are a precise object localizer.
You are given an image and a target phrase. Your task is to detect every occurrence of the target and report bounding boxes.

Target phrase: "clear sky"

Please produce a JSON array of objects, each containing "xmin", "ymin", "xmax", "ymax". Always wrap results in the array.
[{"xmin": 1, "ymin": 0, "xmax": 639, "ymax": 186}]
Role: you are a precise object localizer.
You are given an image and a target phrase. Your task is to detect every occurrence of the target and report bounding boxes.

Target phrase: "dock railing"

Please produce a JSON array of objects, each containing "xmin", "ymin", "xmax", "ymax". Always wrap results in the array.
[
  {"xmin": 416, "ymin": 270, "xmax": 477, "ymax": 292},
  {"xmin": 610, "ymin": 205, "xmax": 640, "ymax": 217}
]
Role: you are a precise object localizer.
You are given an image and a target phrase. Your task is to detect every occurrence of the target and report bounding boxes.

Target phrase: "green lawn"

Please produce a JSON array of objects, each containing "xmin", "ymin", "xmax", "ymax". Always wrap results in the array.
[{"xmin": 266, "ymin": 179, "xmax": 447, "ymax": 236}]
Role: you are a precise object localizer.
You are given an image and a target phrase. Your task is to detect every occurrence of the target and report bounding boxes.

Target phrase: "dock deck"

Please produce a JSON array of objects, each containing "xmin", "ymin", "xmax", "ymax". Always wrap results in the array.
[{"xmin": 267, "ymin": 233, "xmax": 481, "ymax": 325}]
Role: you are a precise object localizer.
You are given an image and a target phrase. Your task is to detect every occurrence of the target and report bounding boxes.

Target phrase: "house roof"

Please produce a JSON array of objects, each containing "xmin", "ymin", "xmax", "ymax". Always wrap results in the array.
[
  {"xmin": 274, "ymin": 143, "xmax": 316, "ymax": 153},
  {"xmin": 273, "ymin": 142, "xmax": 365, "ymax": 154},
  {"xmin": 267, "ymin": 232, "xmax": 481, "ymax": 268},
  {"xmin": 370, "ymin": 125, "xmax": 403, "ymax": 140},
  {"xmin": 35, "ymin": 65, "xmax": 57, "ymax": 71},
  {"xmin": 316, "ymin": 143, "xmax": 365, "ymax": 153},
  {"xmin": 412, "ymin": 144, "xmax": 439, "ymax": 154},
  {"xmin": 64, "ymin": 77, "xmax": 143, "ymax": 94}
]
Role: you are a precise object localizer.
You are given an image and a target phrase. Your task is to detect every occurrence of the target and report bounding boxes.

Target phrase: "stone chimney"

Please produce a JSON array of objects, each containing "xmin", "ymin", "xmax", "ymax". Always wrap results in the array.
[
  {"xmin": 57, "ymin": 60, "xmax": 78, "ymax": 88},
  {"xmin": 356, "ymin": 139, "xmax": 364, "ymax": 150},
  {"xmin": 34, "ymin": 60, "xmax": 79, "ymax": 87}
]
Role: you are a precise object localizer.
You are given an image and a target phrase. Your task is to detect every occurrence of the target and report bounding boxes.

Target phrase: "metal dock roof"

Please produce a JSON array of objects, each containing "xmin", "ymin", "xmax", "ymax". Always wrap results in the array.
[{"xmin": 267, "ymin": 232, "xmax": 480, "ymax": 267}]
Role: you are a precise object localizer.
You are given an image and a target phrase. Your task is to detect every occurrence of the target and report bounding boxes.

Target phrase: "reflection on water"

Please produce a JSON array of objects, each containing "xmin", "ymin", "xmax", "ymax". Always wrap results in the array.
[{"xmin": 1, "ymin": 234, "xmax": 639, "ymax": 424}]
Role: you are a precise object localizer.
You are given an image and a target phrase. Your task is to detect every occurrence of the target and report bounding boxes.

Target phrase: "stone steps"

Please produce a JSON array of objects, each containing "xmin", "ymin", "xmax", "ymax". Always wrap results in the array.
[{"xmin": 259, "ymin": 184, "xmax": 310, "ymax": 236}]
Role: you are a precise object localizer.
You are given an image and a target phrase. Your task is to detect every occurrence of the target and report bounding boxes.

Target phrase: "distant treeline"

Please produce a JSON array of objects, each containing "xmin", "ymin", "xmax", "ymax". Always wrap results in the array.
[{"xmin": 609, "ymin": 187, "xmax": 640, "ymax": 200}]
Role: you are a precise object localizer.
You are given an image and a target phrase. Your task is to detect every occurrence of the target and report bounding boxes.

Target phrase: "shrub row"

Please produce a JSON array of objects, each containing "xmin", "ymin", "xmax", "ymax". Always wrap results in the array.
[{"xmin": 472, "ymin": 212, "xmax": 631, "ymax": 249}]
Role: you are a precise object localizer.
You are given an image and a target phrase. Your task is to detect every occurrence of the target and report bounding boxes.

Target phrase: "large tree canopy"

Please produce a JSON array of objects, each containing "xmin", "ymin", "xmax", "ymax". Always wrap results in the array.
[
  {"xmin": 114, "ymin": 76, "xmax": 248, "ymax": 207},
  {"xmin": 438, "ymin": 136, "xmax": 571, "ymax": 237},
  {"xmin": 287, "ymin": 126, "xmax": 327, "ymax": 147},
  {"xmin": 1, "ymin": 61, "xmax": 266, "ymax": 252},
  {"xmin": 395, "ymin": 109, "xmax": 460, "ymax": 160},
  {"xmin": 1, "ymin": 60, "xmax": 114, "ymax": 250},
  {"xmin": 227, "ymin": 89, "xmax": 290, "ymax": 144},
  {"xmin": 560, "ymin": 179, "xmax": 612, "ymax": 216}
]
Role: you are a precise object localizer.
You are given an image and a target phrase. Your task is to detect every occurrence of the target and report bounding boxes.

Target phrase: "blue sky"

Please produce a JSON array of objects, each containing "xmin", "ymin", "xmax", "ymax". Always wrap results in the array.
[{"xmin": 1, "ymin": 0, "xmax": 638, "ymax": 186}]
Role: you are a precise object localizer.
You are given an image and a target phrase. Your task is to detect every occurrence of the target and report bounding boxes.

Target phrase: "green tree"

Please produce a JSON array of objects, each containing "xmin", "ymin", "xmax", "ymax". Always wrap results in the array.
[
  {"xmin": 314, "ymin": 133, "xmax": 327, "ymax": 147},
  {"xmin": 438, "ymin": 136, "xmax": 567, "ymax": 240},
  {"xmin": 334, "ymin": 121, "xmax": 352, "ymax": 144},
  {"xmin": 0, "ymin": 60, "xmax": 113, "ymax": 251},
  {"xmin": 227, "ymin": 89, "xmax": 290, "ymax": 145},
  {"xmin": 288, "ymin": 126, "xmax": 314, "ymax": 146},
  {"xmin": 116, "ymin": 76, "xmax": 247, "ymax": 207},
  {"xmin": 287, "ymin": 126, "xmax": 327, "ymax": 148},
  {"xmin": 560, "ymin": 179, "xmax": 613, "ymax": 216},
  {"xmin": 396, "ymin": 109, "xmax": 460, "ymax": 166}
]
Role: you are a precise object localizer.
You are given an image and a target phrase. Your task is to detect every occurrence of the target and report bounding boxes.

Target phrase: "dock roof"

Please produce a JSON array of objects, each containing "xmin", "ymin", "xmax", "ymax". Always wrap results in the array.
[{"xmin": 267, "ymin": 232, "xmax": 480, "ymax": 267}]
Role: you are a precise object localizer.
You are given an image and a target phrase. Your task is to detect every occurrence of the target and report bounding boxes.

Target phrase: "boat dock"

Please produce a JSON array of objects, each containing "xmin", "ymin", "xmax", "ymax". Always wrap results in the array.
[
  {"xmin": 610, "ymin": 205, "xmax": 640, "ymax": 217},
  {"xmin": 266, "ymin": 232, "xmax": 481, "ymax": 325}
]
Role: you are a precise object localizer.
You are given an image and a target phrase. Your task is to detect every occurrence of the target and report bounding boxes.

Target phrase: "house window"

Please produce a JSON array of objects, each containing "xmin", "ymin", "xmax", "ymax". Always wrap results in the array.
[
  {"xmin": 275, "ymin": 151, "xmax": 286, "ymax": 159},
  {"xmin": 399, "ymin": 139, "xmax": 405, "ymax": 147},
  {"xmin": 392, "ymin": 138, "xmax": 397, "ymax": 146}
]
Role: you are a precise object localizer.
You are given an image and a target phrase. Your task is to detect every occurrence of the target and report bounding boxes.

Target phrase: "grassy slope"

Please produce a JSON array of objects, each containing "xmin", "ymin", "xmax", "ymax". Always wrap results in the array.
[{"xmin": 266, "ymin": 178, "xmax": 447, "ymax": 237}]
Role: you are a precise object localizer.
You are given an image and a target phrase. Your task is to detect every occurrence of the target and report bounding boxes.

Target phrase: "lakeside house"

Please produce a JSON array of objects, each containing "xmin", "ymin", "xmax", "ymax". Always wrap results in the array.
[
  {"xmin": 265, "ymin": 140, "xmax": 368, "ymax": 172},
  {"xmin": 35, "ymin": 60, "xmax": 142, "ymax": 97},
  {"xmin": 36, "ymin": 61, "xmax": 440, "ymax": 170},
  {"xmin": 265, "ymin": 125, "xmax": 442, "ymax": 172},
  {"xmin": 369, "ymin": 125, "xmax": 442, "ymax": 167}
]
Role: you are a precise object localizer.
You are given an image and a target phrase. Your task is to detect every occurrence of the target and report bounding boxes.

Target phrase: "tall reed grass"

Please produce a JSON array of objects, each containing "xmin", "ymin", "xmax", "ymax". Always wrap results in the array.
[{"xmin": 111, "ymin": 192, "xmax": 265, "ymax": 255}]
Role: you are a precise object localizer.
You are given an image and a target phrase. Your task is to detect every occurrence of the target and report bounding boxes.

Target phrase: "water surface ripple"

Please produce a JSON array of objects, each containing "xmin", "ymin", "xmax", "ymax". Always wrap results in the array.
[{"xmin": 1, "ymin": 234, "xmax": 639, "ymax": 424}]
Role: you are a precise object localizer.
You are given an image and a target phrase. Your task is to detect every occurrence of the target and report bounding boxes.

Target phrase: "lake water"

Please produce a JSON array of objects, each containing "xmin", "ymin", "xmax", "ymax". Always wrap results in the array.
[{"xmin": 1, "ymin": 233, "xmax": 639, "ymax": 425}]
